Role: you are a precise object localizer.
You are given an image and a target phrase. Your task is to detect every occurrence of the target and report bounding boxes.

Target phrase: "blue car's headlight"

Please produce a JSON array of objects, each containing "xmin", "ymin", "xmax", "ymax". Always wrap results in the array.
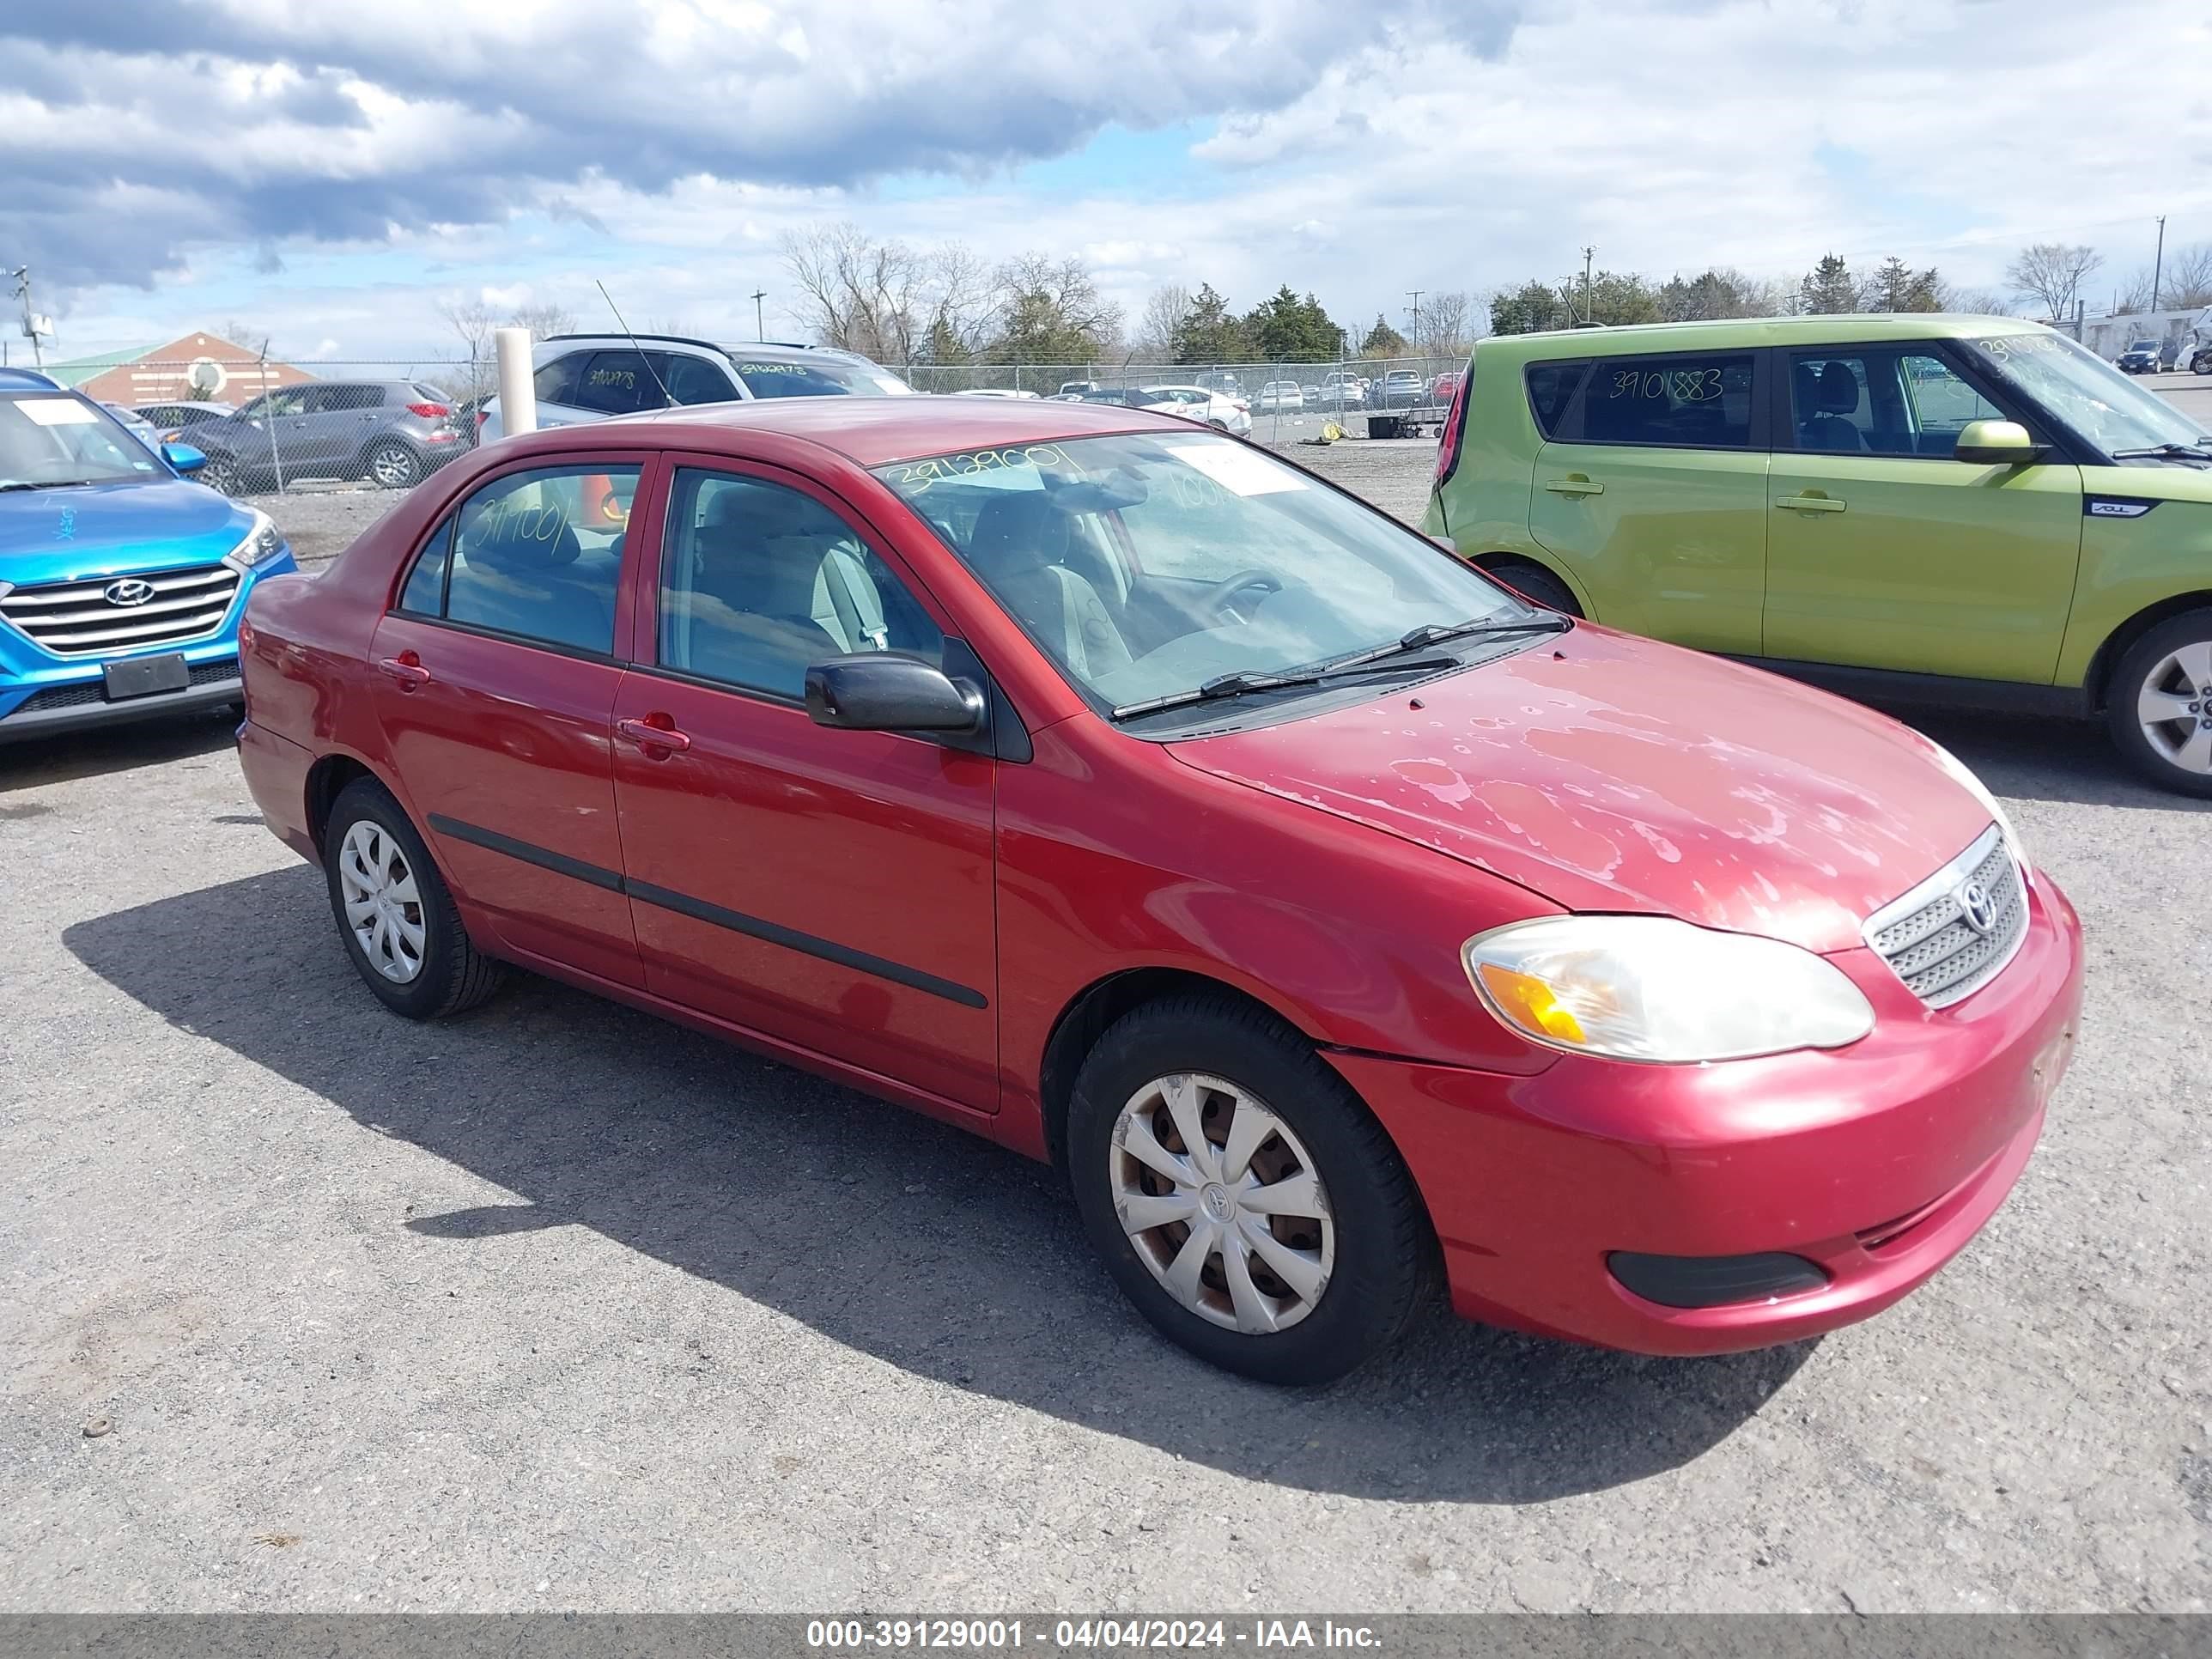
[{"xmin": 222, "ymin": 509, "xmax": 286, "ymax": 572}]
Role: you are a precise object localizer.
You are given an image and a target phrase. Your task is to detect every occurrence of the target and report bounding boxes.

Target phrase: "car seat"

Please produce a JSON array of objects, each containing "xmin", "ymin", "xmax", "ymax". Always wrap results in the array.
[
  {"xmin": 682, "ymin": 486, "xmax": 846, "ymax": 694},
  {"xmin": 1796, "ymin": 361, "xmax": 1869, "ymax": 451},
  {"xmin": 965, "ymin": 492, "xmax": 1133, "ymax": 680}
]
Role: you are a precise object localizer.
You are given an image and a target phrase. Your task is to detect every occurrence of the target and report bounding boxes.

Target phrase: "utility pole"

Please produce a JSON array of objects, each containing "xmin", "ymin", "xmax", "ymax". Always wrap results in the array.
[
  {"xmin": 1405, "ymin": 290, "xmax": 1424, "ymax": 354},
  {"xmin": 2151, "ymin": 216, "xmax": 2166, "ymax": 313},
  {"xmin": 10, "ymin": 266, "xmax": 46, "ymax": 368},
  {"xmin": 750, "ymin": 289, "xmax": 767, "ymax": 341},
  {"xmin": 1582, "ymin": 246, "xmax": 1595, "ymax": 326}
]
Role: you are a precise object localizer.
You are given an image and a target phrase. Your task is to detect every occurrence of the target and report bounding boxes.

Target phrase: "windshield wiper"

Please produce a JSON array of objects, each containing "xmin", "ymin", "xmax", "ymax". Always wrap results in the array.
[
  {"xmin": 0, "ymin": 478, "xmax": 101, "ymax": 492},
  {"xmin": 1110, "ymin": 654, "xmax": 1462, "ymax": 720},
  {"xmin": 2109, "ymin": 443, "xmax": 2212, "ymax": 462}
]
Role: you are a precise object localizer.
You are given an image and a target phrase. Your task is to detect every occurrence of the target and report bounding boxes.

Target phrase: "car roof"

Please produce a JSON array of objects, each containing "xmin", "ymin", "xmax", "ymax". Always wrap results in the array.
[
  {"xmin": 1475, "ymin": 312, "xmax": 2051, "ymax": 362},
  {"xmin": 537, "ymin": 334, "xmax": 864, "ymax": 366},
  {"xmin": 0, "ymin": 367, "xmax": 62, "ymax": 390},
  {"xmin": 514, "ymin": 395, "xmax": 1180, "ymax": 467}
]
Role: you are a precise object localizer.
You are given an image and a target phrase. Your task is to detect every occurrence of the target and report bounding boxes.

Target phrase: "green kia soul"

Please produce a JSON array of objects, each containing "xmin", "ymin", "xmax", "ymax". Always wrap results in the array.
[{"xmin": 1423, "ymin": 314, "xmax": 2212, "ymax": 795}]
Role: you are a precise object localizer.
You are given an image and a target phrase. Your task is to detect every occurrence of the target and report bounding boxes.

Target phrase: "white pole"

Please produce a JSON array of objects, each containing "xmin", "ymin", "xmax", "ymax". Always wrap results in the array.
[{"xmin": 495, "ymin": 327, "xmax": 537, "ymax": 435}]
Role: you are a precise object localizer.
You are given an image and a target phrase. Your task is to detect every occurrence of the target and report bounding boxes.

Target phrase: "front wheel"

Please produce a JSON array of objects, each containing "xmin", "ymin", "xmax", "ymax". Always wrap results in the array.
[
  {"xmin": 198, "ymin": 453, "xmax": 243, "ymax": 495},
  {"xmin": 2107, "ymin": 611, "xmax": 2212, "ymax": 798},
  {"xmin": 1066, "ymin": 996, "xmax": 1436, "ymax": 1384},
  {"xmin": 366, "ymin": 441, "xmax": 422, "ymax": 490},
  {"xmin": 322, "ymin": 779, "xmax": 504, "ymax": 1017}
]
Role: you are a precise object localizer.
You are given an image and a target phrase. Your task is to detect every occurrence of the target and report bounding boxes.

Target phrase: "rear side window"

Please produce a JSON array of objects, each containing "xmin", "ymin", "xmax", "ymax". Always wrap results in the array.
[
  {"xmin": 396, "ymin": 465, "xmax": 639, "ymax": 655},
  {"xmin": 320, "ymin": 384, "xmax": 384, "ymax": 412},
  {"xmin": 1575, "ymin": 354, "xmax": 1757, "ymax": 448},
  {"xmin": 532, "ymin": 355, "xmax": 583, "ymax": 406},
  {"xmin": 1524, "ymin": 361, "xmax": 1589, "ymax": 438}
]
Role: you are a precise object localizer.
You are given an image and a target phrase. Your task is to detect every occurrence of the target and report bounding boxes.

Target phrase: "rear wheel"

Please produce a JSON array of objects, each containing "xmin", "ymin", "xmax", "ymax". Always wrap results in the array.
[
  {"xmin": 2107, "ymin": 610, "xmax": 2212, "ymax": 797},
  {"xmin": 322, "ymin": 779, "xmax": 503, "ymax": 1017},
  {"xmin": 366, "ymin": 441, "xmax": 422, "ymax": 489},
  {"xmin": 1066, "ymin": 995, "xmax": 1436, "ymax": 1384},
  {"xmin": 1481, "ymin": 556, "xmax": 1583, "ymax": 617}
]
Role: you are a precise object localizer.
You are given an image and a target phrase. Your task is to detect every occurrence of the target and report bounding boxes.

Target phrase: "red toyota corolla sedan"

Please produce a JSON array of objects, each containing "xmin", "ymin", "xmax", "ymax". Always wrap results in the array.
[{"xmin": 236, "ymin": 398, "xmax": 2083, "ymax": 1383}]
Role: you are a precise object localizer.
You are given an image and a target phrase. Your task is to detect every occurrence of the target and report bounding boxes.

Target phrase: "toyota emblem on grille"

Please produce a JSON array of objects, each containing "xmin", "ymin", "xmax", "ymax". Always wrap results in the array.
[
  {"xmin": 103, "ymin": 579, "xmax": 156, "ymax": 607},
  {"xmin": 1957, "ymin": 879, "xmax": 1999, "ymax": 937}
]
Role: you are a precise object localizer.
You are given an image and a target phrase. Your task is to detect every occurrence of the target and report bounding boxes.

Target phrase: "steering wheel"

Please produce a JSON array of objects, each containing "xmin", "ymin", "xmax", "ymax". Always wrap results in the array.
[{"xmin": 1199, "ymin": 568, "xmax": 1284, "ymax": 623}]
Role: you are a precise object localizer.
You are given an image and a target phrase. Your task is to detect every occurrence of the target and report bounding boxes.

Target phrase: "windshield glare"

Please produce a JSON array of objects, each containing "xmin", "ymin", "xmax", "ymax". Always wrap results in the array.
[
  {"xmin": 0, "ymin": 394, "xmax": 166, "ymax": 488},
  {"xmin": 876, "ymin": 433, "xmax": 1528, "ymax": 714},
  {"xmin": 1972, "ymin": 331, "xmax": 2202, "ymax": 454}
]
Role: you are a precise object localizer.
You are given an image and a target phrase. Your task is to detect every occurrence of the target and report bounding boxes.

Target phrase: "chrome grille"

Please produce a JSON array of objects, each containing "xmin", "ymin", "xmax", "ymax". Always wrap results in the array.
[
  {"xmin": 1863, "ymin": 824, "xmax": 2027, "ymax": 1009},
  {"xmin": 0, "ymin": 562, "xmax": 241, "ymax": 657}
]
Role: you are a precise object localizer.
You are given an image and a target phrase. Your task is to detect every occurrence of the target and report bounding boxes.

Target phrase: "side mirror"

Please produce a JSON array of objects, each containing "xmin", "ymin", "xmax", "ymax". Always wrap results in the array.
[
  {"xmin": 162, "ymin": 441, "xmax": 207, "ymax": 473},
  {"xmin": 805, "ymin": 653, "xmax": 985, "ymax": 734},
  {"xmin": 1954, "ymin": 419, "xmax": 2044, "ymax": 466}
]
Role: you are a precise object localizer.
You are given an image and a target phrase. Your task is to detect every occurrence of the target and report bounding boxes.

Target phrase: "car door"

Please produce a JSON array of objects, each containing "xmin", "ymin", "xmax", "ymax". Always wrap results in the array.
[
  {"xmin": 609, "ymin": 459, "xmax": 999, "ymax": 1111},
  {"xmin": 275, "ymin": 385, "xmax": 349, "ymax": 472},
  {"xmin": 1762, "ymin": 343, "xmax": 2082, "ymax": 683},
  {"xmin": 1525, "ymin": 348, "xmax": 1771, "ymax": 652},
  {"xmin": 370, "ymin": 458, "xmax": 652, "ymax": 988}
]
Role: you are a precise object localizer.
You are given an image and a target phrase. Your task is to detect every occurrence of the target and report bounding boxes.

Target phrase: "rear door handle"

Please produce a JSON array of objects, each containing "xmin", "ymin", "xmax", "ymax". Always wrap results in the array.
[
  {"xmin": 374, "ymin": 653, "xmax": 430, "ymax": 689},
  {"xmin": 1544, "ymin": 477, "xmax": 1605, "ymax": 495},
  {"xmin": 1778, "ymin": 494, "xmax": 1848, "ymax": 513},
  {"xmin": 617, "ymin": 715, "xmax": 692, "ymax": 754}
]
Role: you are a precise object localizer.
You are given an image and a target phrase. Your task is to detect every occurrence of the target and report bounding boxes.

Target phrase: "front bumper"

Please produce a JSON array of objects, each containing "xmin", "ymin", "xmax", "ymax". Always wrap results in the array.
[
  {"xmin": 0, "ymin": 661, "xmax": 242, "ymax": 744},
  {"xmin": 1332, "ymin": 867, "xmax": 2085, "ymax": 1355}
]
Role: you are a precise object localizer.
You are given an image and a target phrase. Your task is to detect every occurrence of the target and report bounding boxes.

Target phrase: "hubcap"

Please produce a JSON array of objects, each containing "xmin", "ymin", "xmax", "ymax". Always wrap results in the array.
[
  {"xmin": 337, "ymin": 820, "xmax": 427, "ymax": 983},
  {"xmin": 2135, "ymin": 639, "xmax": 2212, "ymax": 775},
  {"xmin": 1109, "ymin": 1073, "xmax": 1334, "ymax": 1335}
]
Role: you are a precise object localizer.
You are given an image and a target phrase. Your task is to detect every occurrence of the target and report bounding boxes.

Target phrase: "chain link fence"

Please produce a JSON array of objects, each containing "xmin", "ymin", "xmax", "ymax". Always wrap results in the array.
[{"xmin": 77, "ymin": 349, "xmax": 1464, "ymax": 495}]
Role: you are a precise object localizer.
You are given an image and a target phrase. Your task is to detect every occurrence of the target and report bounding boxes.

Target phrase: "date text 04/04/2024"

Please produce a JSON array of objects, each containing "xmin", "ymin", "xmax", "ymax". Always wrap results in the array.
[{"xmin": 805, "ymin": 1619, "xmax": 1383, "ymax": 1650}]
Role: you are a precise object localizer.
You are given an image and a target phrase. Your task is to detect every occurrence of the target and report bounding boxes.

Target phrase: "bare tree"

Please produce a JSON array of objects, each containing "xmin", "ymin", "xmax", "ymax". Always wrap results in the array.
[
  {"xmin": 2118, "ymin": 243, "xmax": 2212, "ymax": 313},
  {"xmin": 990, "ymin": 252, "xmax": 1123, "ymax": 365},
  {"xmin": 219, "ymin": 319, "xmax": 272, "ymax": 357},
  {"xmin": 507, "ymin": 300, "xmax": 577, "ymax": 341},
  {"xmin": 1136, "ymin": 284, "xmax": 1193, "ymax": 360},
  {"xmin": 2005, "ymin": 243, "xmax": 2103, "ymax": 324},
  {"xmin": 781, "ymin": 222, "xmax": 932, "ymax": 364},
  {"xmin": 918, "ymin": 243, "xmax": 1001, "ymax": 362},
  {"xmin": 1413, "ymin": 289, "xmax": 1473, "ymax": 356}
]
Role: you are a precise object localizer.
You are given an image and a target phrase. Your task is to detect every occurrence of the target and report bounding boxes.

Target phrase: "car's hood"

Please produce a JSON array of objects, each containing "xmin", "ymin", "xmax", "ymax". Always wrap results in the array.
[
  {"xmin": 1167, "ymin": 626, "xmax": 1992, "ymax": 954},
  {"xmin": 0, "ymin": 477, "xmax": 249, "ymax": 583}
]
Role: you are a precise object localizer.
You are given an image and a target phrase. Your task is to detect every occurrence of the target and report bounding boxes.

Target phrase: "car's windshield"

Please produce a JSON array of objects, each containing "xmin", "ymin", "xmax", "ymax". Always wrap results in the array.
[
  {"xmin": 875, "ymin": 432, "xmax": 1531, "ymax": 717},
  {"xmin": 2130, "ymin": 341, "xmax": 2159, "ymax": 352},
  {"xmin": 1971, "ymin": 330, "xmax": 2203, "ymax": 454},
  {"xmin": 0, "ymin": 393, "xmax": 167, "ymax": 488},
  {"xmin": 724, "ymin": 353, "xmax": 915, "ymax": 398}
]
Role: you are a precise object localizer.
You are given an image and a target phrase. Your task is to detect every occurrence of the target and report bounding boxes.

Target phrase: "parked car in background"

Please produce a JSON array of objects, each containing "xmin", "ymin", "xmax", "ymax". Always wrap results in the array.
[
  {"xmin": 2191, "ymin": 343, "xmax": 2212, "ymax": 375},
  {"xmin": 1255, "ymin": 381, "xmax": 1305, "ymax": 414},
  {"xmin": 189, "ymin": 381, "xmax": 465, "ymax": 495},
  {"xmin": 100, "ymin": 404, "xmax": 166, "ymax": 455},
  {"xmin": 1315, "ymin": 372, "xmax": 1366, "ymax": 410},
  {"xmin": 134, "ymin": 401, "xmax": 238, "ymax": 444},
  {"xmin": 1375, "ymin": 369, "xmax": 1428, "ymax": 408},
  {"xmin": 236, "ymin": 395, "xmax": 2081, "ymax": 1382},
  {"xmin": 1079, "ymin": 388, "xmax": 1175, "ymax": 408},
  {"xmin": 1425, "ymin": 313, "xmax": 2212, "ymax": 794},
  {"xmin": 2116, "ymin": 339, "xmax": 2163, "ymax": 374},
  {"xmin": 1429, "ymin": 370, "xmax": 1463, "ymax": 404},
  {"xmin": 1138, "ymin": 384, "xmax": 1254, "ymax": 436},
  {"xmin": 0, "ymin": 367, "xmax": 296, "ymax": 744},
  {"xmin": 1194, "ymin": 371, "xmax": 1246, "ymax": 398},
  {"xmin": 1056, "ymin": 380, "xmax": 1103, "ymax": 398},
  {"xmin": 480, "ymin": 335, "xmax": 915, "ymax": 443}
]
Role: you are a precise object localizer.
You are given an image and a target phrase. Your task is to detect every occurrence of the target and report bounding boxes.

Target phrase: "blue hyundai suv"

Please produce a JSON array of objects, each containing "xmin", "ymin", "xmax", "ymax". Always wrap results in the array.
[{"xmin": 0, "ymin": 368, "xmax": 297, "ymax": 744}]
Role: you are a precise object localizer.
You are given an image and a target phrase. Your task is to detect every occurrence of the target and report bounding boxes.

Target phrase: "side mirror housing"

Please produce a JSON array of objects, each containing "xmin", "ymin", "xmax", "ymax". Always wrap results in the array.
[
  {"xmin": 805, "ymin": 653, "xmax": 985, "ymax": 734},
  {"xmin": 162, "ymin": 441, "xmax": 207, "ymax": 473},
  {"xmin": 1954, "ymin": 419, "xmax": 2044, "ymax": 465}
]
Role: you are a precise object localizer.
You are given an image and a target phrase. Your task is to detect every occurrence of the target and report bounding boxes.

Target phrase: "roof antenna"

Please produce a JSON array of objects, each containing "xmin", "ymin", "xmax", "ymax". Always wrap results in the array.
[{"xmin": 596, "ymin": 279, "xmax": 674, "ymax": 409}]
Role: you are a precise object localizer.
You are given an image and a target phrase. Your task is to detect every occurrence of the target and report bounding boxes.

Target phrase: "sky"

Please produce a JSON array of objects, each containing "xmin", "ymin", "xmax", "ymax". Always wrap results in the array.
[{"xmin": 4, "ymin": 0, "xmax": 2210, "ymax": 366}]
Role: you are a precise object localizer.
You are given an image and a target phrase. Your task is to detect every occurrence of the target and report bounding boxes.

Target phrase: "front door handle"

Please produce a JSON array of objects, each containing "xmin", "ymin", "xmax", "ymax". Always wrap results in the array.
[
  {"xmin": 374, "ymin": 652, "xmax": 430, "ymax": 690},
  {"xmin": 1545, "ymin": 476, "xmax": 1605, "ymax": 495},
  {"xmin": 617, "ymin": 714, "xmax": 692, "ymax": 755},
  {"xmin": 1778, "ymin": 493, "xmax": 1848, "ymax": 513}
]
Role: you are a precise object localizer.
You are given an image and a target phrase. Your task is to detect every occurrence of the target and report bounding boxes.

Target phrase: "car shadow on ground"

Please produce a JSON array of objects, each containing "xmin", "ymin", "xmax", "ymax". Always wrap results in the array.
[
  {"xmin": 66, "ymin": 864, "xmax": 1814, "ymax": 1504},
  {"xmin": 0, "ymin": 709, "xmax": 239, "ymax": 793},
  {"xmin": 1888, "ymin": 705, "xmax": 2210, "ymax": 811}
]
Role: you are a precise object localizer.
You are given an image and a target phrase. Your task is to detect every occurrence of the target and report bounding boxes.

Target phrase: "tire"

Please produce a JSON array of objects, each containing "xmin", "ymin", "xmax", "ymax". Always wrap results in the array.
[
  {"xmin": 1208, "ymin": 418, "xmax": 1229, "ymax": 432},
  {"xmin": 366, "ymin": 440, "xmax": 422, "ymax": 490},
  {"xmin": 1483, "ymin": 557, "xmax": 1583, "ymax": 617},
  {"xmin": 2195, "ymin": 356, "xmax": 2212, "ymax": 376},
  {"xmin": 198, "ymin": 453, "xmax": 242, "ymax": 495},
  {"xmin": 2106, "ymin": 609, "xmax": 2212, "ymax": 798},
  {"xmin": 1066, "ymin": 995, "xmax": 1437, "ymax": 1385},
  {"xmin": 321, "ymin": 779, "xmax": 503, "ymax": 1018}
]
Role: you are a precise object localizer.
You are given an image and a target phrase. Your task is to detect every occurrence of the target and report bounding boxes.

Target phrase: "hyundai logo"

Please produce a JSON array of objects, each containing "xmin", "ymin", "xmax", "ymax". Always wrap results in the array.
[
  {"xmin": 103, "ymin": 578, "xmax": 156, "ymax": 607},
  {"xmin": 1957, "ymin": 879, "xmax": 1999, "ymax": 938}
]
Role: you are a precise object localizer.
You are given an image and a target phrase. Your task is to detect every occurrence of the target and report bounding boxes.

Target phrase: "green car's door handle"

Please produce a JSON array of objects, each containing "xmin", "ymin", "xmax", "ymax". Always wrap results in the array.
[
  {"xmin": 1777, "ymin": 493, "xmax": 1848, "ymax": 513},
  {"xmin": 1545, "ymin": 477, "xmax": 1605, "ymax": 496}
]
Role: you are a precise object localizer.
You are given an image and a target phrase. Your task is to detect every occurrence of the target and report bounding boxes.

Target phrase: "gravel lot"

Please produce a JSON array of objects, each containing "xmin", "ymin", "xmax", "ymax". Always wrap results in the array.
[{"xmin": 3, "ymin": 402, "xmax": 2209, "ymax": 1615}]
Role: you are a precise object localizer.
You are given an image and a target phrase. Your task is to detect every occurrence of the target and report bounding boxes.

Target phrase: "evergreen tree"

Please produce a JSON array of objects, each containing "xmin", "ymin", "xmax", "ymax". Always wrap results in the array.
[{"xmin": 1799, "ymin": 253, "xmax": 1859, "ymax": 314}]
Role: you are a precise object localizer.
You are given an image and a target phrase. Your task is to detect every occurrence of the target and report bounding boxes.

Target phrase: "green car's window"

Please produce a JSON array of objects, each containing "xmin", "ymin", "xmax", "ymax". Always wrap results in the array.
[
  {"xmin": 1786, "ymin": 348, "xmax": 2011, "ymax": 459},
  {"xmin": 1577, "ymin": 354, "xmax": 1755, "ymax": 448},
  {"xmin": 1524, "ymin": 361, "xmax": 1589, "ymax": 438}
]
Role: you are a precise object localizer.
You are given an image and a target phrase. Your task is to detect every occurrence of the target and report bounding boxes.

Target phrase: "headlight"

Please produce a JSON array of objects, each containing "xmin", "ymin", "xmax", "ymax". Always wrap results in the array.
[
  {"xmin": 1462, "ymin": 915, "xmax": 1875, "ymax": 1063},
  {"xmin": 222, "ymin": 509, "xmax": 285, "ymax": 572},
  {"xmin": 1923, "ymin": 738, "xmax": 2027, "ymax": 866}
]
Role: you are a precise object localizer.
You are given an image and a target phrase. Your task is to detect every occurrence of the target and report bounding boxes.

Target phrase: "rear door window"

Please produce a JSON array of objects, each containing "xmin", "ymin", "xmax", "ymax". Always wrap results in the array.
[
  {"xmin": 1571, "ymin": 354, "xmax": 1757, "ymax": 448},
  {"xmin": 1524, "ymin": 361, "xmax": 1589, "ymax": 438}
]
